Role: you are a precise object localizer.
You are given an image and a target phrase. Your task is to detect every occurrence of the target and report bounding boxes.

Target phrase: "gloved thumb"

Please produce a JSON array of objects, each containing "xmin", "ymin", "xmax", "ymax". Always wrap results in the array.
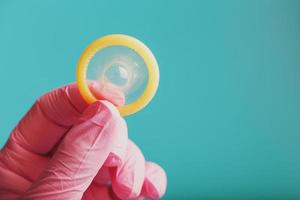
[{"xmin": 21, "ymin": 100, "xmax": 128, "ymax": 200}]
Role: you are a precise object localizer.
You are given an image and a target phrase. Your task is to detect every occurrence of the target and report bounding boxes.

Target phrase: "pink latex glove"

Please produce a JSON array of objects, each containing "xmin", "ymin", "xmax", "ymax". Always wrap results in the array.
[{"xmin": 0, "ymin": 83, "xmax": 167, "ymax": 200}]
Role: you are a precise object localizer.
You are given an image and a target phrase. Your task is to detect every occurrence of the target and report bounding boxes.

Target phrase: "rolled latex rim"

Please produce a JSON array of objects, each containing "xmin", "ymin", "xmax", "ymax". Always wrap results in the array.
[{"xmin": 76, "ymin": 34, "xmax": 159, "ymax": 116}]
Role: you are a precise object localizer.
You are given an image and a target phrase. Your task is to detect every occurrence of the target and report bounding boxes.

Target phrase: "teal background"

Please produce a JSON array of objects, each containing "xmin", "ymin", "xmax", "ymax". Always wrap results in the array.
[{"xmin": 0, "ymin": 0, "xmax": 300, "ymax": 199}]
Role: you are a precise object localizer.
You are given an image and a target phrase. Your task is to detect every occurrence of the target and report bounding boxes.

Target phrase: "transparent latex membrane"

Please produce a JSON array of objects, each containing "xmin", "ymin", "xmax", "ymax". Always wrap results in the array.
[{"xmin": 86, "ymin": 45, "xmax": 148, "ymax": 104}]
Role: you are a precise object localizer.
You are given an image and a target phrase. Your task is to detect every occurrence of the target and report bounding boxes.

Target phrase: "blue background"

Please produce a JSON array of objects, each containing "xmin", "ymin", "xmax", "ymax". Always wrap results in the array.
[{"xmin": 0, "ymin": 0, "xmax": 300, "ymax": 199}]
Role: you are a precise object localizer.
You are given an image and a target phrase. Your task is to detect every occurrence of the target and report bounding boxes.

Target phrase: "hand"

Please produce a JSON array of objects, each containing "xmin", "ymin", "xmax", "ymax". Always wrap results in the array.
[{"xmin": 0, "ymin": 83, "xmax": 167, "ymax": 200}]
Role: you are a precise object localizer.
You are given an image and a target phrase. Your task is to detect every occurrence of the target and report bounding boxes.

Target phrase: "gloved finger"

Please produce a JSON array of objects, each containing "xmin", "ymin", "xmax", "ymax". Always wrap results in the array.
[
  {"xmin": 21, "ymin": 100, "xmax": 128, "ymax": 200},
  {"xmin": 109, "ymin": 140, "xmax": 146, "ymax": 200},
  {"xmin": 7, "ymin": 81, "xmax": 124, "ymax": 156},
  {"xmin": 111, "ymin": 162, "xmax": 167, "ymax": 200},
  {"xmin": 141, "ymin": 162, "xmax": 167, "ymax": 199},
  {"xmin": 0, "ymin": 142, "xmax": 50, "ymax": 195},
  {"xmin": 0, "ymin": 163, "xmax": 32, "ymax": 199}
]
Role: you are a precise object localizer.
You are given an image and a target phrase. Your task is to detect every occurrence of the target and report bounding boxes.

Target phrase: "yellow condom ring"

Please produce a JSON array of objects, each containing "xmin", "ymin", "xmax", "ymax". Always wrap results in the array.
[{"xmin": 76, "ymin": 34, "xmax": 159, "ymax": 116}]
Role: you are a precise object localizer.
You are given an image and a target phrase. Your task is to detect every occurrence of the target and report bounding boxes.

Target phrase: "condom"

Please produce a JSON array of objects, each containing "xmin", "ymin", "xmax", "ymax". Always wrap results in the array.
[{"xmin": 76, "ymin": 34, "xmax": 159, "ymax": 116}]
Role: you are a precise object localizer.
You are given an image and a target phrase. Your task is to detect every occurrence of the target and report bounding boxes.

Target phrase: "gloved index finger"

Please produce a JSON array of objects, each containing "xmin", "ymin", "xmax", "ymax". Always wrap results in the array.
[
  {"xmin": 8, "ymin": 83, "xmax": 85, "ymax": 155},
  {"xmin": 7, "ymin": 82, "xmax": 124, "ymax": 155}
]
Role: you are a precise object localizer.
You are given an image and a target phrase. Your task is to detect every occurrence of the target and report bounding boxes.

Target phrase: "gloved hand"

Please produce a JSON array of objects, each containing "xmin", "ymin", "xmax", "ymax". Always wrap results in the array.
[{"xmin": 0, "ymin": 82, "xmax": 167, "ymax": 200}]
